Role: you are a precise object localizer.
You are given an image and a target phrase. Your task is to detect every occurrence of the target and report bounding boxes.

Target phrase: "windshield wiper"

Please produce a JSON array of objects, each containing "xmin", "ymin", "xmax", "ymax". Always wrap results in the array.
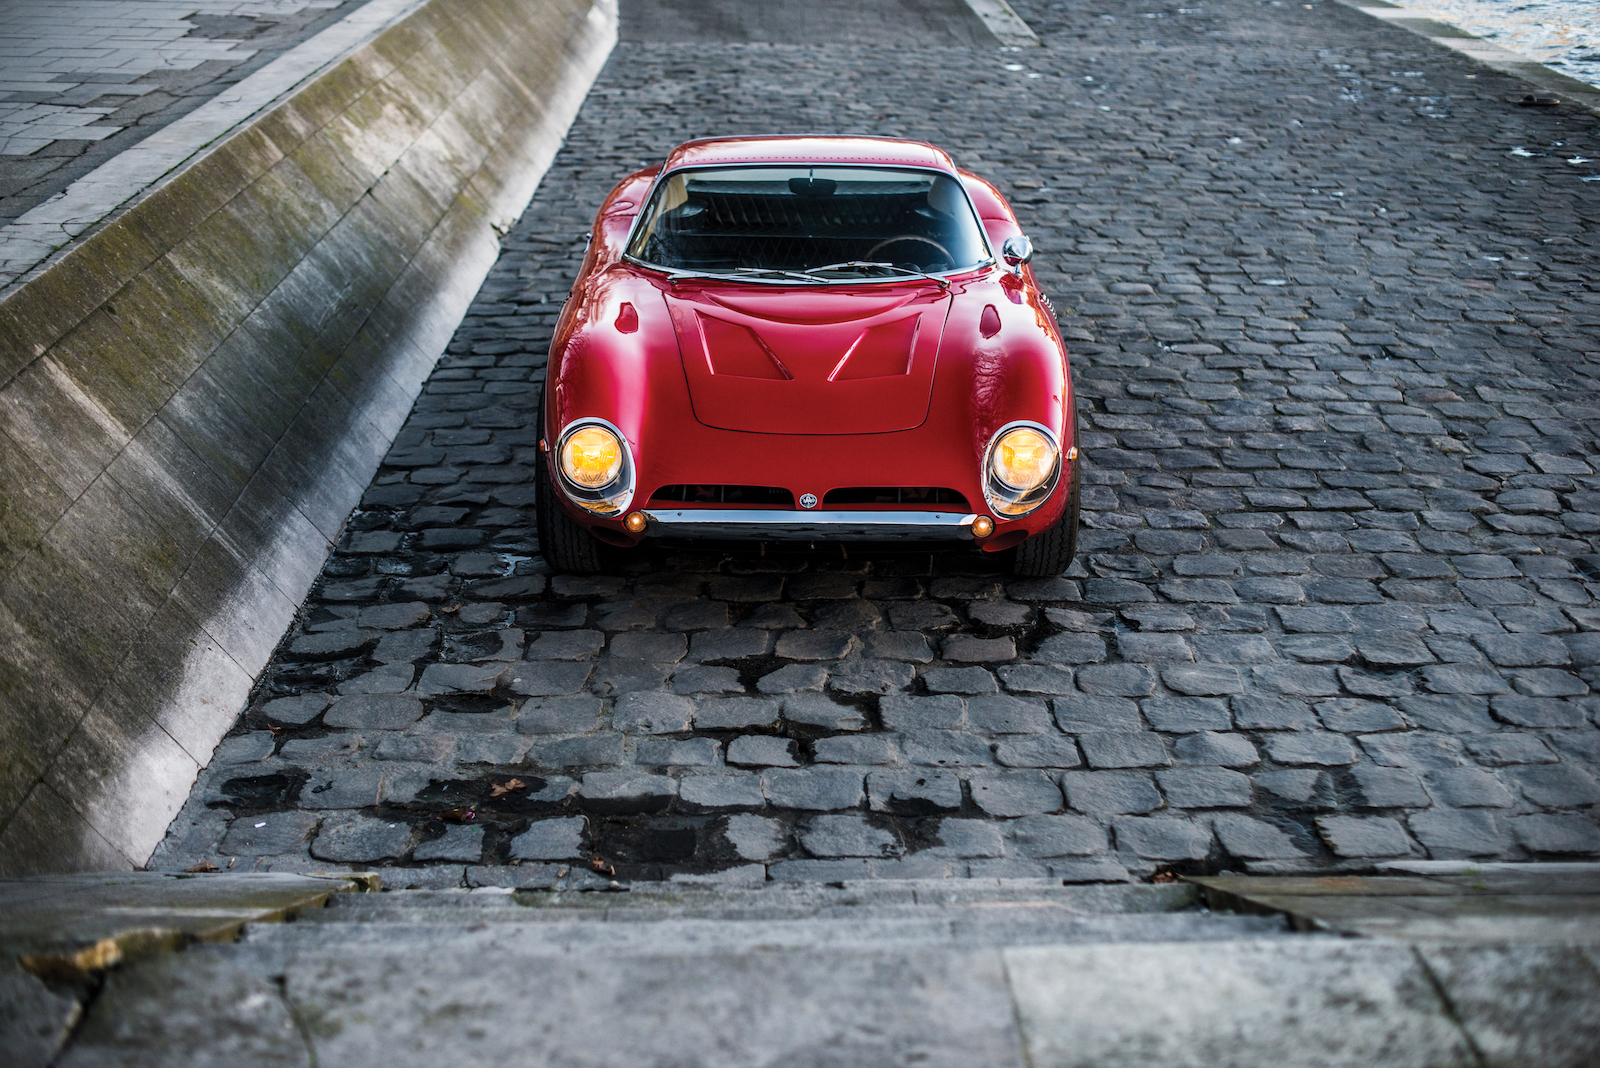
[
  {"xmin": 633, "ymin": 257, "xmax": 946, "ymax": 287},
  {"xmin": 726, "ymin": 266, "xmax": 826, "ymax": 284},
  {"xmin": 625, "ymin": 258, "xmax": 823, "ymax": 285},
  {"xmin": 802, "ymin": 261, "xmax": 950, "ymax": 288}
]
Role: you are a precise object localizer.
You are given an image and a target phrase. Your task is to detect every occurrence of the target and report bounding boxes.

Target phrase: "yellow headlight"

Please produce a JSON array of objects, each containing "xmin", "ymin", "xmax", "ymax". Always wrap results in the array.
[
  {"xmin": 991, "ymin": 427, "xmax": 1056, "ymax": 492},
  {"xmin": 560, "ymin": 425, "xmax": 623, "ymax": 488}
]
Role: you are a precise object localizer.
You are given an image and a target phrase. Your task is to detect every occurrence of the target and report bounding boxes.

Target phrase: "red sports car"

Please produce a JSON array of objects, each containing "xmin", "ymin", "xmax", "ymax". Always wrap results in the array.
[{"xmin": 535, "ymin": 136, "xmax": 1079, "ymax": 576}]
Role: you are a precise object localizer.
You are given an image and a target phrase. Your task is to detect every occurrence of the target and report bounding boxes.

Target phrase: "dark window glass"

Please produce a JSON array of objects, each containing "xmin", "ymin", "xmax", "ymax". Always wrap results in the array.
[{"xmin": 626, "ymin": 166, "xmax": 990, "ymax": 277}]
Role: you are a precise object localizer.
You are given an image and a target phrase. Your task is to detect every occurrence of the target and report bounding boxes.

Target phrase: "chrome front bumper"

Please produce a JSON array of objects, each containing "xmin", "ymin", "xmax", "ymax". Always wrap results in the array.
[{"xmin": 641, "ymin": 509, "xmax": 978, "ymax": 541}]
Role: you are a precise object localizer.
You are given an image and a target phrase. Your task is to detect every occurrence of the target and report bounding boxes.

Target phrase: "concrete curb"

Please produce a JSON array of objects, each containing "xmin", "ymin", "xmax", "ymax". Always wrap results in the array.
[
  {"xmin": 1335, "ymin": 0, "xmax": 1600, "ymax": 115},
  {"xmin": 0, "ymin": 0, "xmax": 617, "ymax": 875},
  {"xmin": 962, "ymin": 0, "xmax": 1040, "ymax": 48}
]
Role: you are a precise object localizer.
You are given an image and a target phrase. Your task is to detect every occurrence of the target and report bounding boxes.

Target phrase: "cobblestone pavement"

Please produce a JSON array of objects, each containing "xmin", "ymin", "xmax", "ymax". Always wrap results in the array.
[
  {"xmin": 153, "ymin": 0, "xmax": 1600, "ymax": 889},
  {"xmin": 0, "ymin": 0, "xmax": 368, "ymax": 223}
]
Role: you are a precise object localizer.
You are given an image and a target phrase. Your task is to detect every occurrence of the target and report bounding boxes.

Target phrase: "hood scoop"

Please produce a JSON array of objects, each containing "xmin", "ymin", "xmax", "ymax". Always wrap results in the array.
[
  {"xmin": 698, "ymin": 315, "xmax": 792, "ymax": 380},
  {"xmin": 667, "ymin": 288, "xmax": 950, "ymax": 435},
  {"xmin": 828, "ymin": 315, "xmax": 919, "ymax": 381}
]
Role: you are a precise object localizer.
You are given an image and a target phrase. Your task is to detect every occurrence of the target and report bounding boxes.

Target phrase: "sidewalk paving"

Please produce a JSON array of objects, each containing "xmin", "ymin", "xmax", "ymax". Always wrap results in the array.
[{"xmin": 0, "ymin": 0, "xmax": 369, "ymax": 224}]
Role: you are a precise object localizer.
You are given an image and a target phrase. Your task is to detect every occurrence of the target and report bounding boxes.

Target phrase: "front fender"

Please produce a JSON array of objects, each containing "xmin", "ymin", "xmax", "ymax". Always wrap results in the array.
[
  {"xmin": 936, "ymin": 272, "xmax": 1073, "ymax": 540},
  {"xmin": 546, "ymin": 267, "xmax": 690, "ymax": 524}
]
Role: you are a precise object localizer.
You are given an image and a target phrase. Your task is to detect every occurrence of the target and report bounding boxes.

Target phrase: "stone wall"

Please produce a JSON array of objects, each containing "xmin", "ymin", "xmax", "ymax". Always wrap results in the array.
[{"xmin": 0, "ymin": 0, "xmax": 616, "ymax": 873}]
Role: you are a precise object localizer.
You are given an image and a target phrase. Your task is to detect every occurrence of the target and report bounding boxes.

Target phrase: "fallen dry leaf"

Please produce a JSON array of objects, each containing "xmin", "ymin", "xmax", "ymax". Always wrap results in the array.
[
  {"xmin": 488, "ymin": 778, "xmax": 527, "ymax": 799},
  {"xmin": 183, "ymin": 861, "xmax": 219, "ymax": 873}
]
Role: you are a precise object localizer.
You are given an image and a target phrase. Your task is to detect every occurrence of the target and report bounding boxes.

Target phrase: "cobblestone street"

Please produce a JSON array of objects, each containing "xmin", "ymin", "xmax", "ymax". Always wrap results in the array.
[{"xmin": 152, "ymin": 0, "xmax": 1600, "ymax": 888}]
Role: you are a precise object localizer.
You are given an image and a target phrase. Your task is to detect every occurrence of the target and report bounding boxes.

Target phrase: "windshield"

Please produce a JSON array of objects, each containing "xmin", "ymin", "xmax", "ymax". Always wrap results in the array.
[{"xmin": 625, "ymin": 166, "xmax": 991, "ymax": 279}]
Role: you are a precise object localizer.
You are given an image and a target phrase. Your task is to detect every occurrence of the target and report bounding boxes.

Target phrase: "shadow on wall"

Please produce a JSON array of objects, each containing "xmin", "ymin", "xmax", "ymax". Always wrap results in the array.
[{"xmin": 0, "ymin": 0, "xmax": 617, "ymax": 875}]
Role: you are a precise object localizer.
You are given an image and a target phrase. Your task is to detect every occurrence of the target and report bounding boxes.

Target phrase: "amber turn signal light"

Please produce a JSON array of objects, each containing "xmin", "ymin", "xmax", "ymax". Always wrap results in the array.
[
  {"xmin": 624, "ymin": 511, "xmax": 648, "ymax": 533},
  {"xmin": 972, "ymin": 516, "xmax": 995, "ymax": 538}
]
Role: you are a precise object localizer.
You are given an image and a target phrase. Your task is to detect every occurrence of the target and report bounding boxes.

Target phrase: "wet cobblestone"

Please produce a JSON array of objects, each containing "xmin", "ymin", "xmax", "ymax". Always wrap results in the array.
[{"xmin": 152, "ymin": 0, "xmax": 1600, "ymax": 886}]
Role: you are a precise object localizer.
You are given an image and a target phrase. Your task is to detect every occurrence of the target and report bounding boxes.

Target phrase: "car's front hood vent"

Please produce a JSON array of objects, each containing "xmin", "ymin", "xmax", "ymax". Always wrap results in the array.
[{"xmin": 664, "ymin": 286, "xmax": 952, "ymax": 435}]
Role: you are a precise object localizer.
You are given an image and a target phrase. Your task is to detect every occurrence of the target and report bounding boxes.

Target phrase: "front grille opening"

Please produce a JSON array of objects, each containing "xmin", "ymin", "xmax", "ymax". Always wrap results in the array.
[
  {"xmin": 822, "ymin": 487, "xmax": 970, "ymax": 509},
  {"xmin": 649, "ymin": 484, "xmax": 795, "ymax": 506}
]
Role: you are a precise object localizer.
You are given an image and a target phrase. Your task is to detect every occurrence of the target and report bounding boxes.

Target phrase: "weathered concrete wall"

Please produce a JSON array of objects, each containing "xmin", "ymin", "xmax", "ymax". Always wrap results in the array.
[{"xmin": 0, "ymin": 0, "xmax": 616, "ymax": 874}]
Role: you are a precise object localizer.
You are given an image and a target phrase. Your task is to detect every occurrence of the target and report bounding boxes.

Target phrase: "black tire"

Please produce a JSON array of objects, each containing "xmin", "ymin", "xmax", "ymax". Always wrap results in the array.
[
  {"xmin": 534, "ymin": 385, "xmax": 605, "ymax": 574},
  {"xmin": 1012, "ymin": 461, "xmax": 1080, "ymax": 577},
  {"xmin": 1012, "ymin": 413, "xmax": 1082, "ymax": 578}
]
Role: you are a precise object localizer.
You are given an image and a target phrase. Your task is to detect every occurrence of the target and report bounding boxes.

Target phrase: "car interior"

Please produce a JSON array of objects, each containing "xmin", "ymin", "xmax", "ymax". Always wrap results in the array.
[{"xmin": 628, "ymin": 166, "xmax": 990, "ymax": 275}]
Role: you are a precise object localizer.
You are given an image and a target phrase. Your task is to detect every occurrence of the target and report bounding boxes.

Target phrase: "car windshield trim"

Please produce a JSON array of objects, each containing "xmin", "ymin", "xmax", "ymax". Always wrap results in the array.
[{"xmin": 622, "ymin": 163, "xmax": 996, "ymax": 283}]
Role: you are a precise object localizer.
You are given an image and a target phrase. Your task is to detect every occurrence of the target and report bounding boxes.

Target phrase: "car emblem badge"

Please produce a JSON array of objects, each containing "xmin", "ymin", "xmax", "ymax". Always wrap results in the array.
[{"xmin": 799, "ymin": 493, "xmax": 818, "ymax": 509}]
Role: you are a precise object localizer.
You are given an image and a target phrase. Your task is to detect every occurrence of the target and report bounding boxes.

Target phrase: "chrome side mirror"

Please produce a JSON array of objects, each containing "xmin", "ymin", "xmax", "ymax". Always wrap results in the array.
[{"xmin": 1001, "ymin": 234, "xmax": 1033, "ymax": 275}]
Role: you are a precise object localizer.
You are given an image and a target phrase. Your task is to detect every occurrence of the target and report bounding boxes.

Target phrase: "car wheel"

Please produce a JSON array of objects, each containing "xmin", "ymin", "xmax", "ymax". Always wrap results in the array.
[
  {"xmin": 535, "ymin": 385, "xmax": 606, "ymax": 574},
  {"xmin": 1012, "ymin": 415, "xmax": 1081, "ymax": 578}
]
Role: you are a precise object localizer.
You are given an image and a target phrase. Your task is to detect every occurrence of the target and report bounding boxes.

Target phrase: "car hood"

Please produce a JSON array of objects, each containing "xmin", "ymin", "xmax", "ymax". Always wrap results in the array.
[{"xmin": 663, "ymin": 284, "xmax": 953, "ymax": 435}]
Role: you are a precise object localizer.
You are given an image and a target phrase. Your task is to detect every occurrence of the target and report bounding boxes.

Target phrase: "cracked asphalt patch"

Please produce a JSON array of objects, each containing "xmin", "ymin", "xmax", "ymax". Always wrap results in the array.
[{"xmin": 151, "ymin": 0, "xmax": 1600, "ymax": 888}]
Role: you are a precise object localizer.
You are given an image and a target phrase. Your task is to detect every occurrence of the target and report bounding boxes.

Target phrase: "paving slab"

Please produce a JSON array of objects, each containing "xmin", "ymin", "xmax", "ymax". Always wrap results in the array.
[
  {"xmin": 54, "ymin": 949, "xmax": 311, "ymax": 1068},
  {"xmin": 200, "ymin": 943, "xmax": 1039, "ymax": 1066},
  {"xmin": 1205, "ymin": 891, "xmax": 1600, "ymax": 942},
  {"xmin": 1193, "ymin": 862, "xmax": 1600, "ymax": 939},
  {"xmin": 0, "ymin": 871, "xmax": 373, "ymax": 1067},
  {"xmin": 1008, "ymin": 939, "xmax": 1482, "ymax": 1068},
  {"xmin": 1416, "ymin": 942, "xmax": 1600, "ymax": 1068},
  {"xmin": 0, "ymin": 870, "xmax": 374, "ymax": 970}
]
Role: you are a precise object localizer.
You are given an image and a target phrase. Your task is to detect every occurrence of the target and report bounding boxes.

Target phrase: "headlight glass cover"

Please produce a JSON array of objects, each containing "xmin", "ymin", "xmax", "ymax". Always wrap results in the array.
[
  {"xmin": 561, "ymin": 425, "xmax": 623, "ymax": 488},
  {"xmin": 554, "ymin": 419, "xmax": 634, "ymax": 516},
  {"xmin": 983, "ymin": 421, "xmax": 1062, "ymax": 517},
  {"xmin": 991, "ymin": 427, "xmax": 1055, "ymax": 492}
]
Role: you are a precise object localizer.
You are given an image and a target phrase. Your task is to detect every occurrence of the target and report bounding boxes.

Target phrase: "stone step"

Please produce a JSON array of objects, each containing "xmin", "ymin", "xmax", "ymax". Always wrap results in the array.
[
  {"xmin": 259, "ymin": 907, "xmax": 1290, "ymax": 953},
  {"xmin": 302, "ymin": 877, "xmax": 1199, "ymax": 920},
  {"xmin": 31, "ymin": 872, "xmax": 1600, "ymax": 1067},
  {"xmin": 256, "ymin": 879, "xmax": 1291, "ymax": 953},
  {"xmin": 84, "ymin": 920, "xmax": 1599, "ymax": 1068}
]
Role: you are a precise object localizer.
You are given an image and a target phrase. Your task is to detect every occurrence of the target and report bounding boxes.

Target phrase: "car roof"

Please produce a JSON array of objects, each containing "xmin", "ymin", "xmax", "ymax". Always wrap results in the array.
[{"xmin": 660, "ymin": 136, "xmax": 959, "ymax": 175}]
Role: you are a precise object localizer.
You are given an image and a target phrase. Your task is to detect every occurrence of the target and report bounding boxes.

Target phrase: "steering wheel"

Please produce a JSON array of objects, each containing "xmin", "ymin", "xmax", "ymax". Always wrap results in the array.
[{"xmin": 865, "ymin": 234, "xmax": 954, "ymax": 269}]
